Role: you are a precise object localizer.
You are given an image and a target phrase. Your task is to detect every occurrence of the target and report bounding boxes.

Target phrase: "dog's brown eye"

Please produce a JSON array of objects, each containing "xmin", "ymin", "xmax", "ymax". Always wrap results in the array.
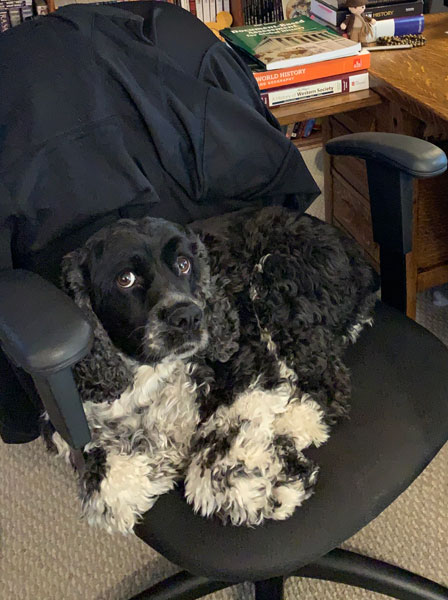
[
  {"xmin": 176, "ymin": 256, "xmax": 191, "ymax": 275},
  {"xmin": 116, "ymin": 271, "xmax": 136, "ymax": 288}
]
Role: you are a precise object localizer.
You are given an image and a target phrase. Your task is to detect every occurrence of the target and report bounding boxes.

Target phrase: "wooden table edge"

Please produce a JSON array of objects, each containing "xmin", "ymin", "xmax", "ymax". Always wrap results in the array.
[{"xmin": 271, "ymin": 89, "xmax": 383, "ymax": 126}]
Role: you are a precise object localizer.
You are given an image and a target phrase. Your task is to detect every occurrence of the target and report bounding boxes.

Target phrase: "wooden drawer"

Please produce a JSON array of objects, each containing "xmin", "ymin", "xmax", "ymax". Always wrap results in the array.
[
  {"xmin": 332, "ymin": 171, "xmax": 379, "ymax": 264},
  {"xmin": 415, "ymin": 171, "xmax": 448, "ymax": 270},
  {"xmin": 332, "ymin": 106, "xmax": 377, "ymax": 134},
  {"xmin": 330, "ymin": 118, "xmax": 370, "ymax": 200}
]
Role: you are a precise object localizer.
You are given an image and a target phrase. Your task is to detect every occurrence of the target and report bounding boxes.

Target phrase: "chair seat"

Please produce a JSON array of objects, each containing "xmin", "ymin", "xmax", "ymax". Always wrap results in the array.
[{"xmin": 135, "ymin": 301, "xmax": 448, "ymax": 582}]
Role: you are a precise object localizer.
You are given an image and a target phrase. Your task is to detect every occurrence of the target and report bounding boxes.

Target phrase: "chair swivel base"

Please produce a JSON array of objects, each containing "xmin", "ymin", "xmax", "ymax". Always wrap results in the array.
[{"xmin": 130, "ymin": 548, "xmax": 448, "ymax": 600}]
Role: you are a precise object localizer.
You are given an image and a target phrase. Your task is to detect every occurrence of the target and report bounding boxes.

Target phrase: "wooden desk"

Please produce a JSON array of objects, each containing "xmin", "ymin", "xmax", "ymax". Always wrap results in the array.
[{"xmin": 314, "ymin": 14, "xmax": 448, "ymax": 318}]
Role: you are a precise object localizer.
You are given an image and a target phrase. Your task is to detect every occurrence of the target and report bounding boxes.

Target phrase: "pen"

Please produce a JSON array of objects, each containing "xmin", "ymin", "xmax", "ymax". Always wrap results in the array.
[{"xmin": 367, "ymin": 44, "xmax": 413, "ymax": 51}]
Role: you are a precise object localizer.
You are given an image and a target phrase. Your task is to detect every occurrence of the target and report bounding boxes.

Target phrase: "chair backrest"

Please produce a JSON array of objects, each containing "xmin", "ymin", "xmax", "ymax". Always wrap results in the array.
[{"xmin": 0, "ymin": 2, "xmax": 318, "ymax": 287}]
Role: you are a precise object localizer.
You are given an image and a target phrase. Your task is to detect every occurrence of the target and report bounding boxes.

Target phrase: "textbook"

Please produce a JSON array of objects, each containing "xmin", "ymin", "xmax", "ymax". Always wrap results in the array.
[
  {"xmin": 220, "ymin": 16, "xmax": 361, "ymax": 71},
  {"xmin": 252, "ymin": 49, "xmax": 370, "ymax": 90},
  {"xmin": 260, "ymin": 70, "xmax": 369, "ymax": 106}
]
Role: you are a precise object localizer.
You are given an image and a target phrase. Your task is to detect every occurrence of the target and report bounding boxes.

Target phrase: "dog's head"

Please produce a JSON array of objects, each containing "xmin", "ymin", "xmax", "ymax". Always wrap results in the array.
[{"xmin": 62, "ymin": 218, "xmax": 211, "ymax": 365}]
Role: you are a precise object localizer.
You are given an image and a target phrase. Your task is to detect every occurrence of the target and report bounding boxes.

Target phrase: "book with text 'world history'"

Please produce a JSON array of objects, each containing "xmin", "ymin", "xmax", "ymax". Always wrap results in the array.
[{"xmin": 220, "ymin": 16, "xmax": 361, "ymax": 71}]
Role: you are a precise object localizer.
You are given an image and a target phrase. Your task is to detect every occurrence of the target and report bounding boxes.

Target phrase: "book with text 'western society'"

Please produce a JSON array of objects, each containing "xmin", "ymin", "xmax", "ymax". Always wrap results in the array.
[
  {"xmin": 260, "ymin": 70, "xmax": 369, "ymax": 106},
  {"xmin": 220, "ymin": 16, "xmax": 361, "ymax": 71}
]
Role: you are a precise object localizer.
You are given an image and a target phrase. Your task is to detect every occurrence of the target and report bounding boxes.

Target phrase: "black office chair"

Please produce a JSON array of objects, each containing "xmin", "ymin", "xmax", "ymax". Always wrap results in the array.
[{"xmin": 1, "ymin": 133, "xmax": 448, "ymax": 600}]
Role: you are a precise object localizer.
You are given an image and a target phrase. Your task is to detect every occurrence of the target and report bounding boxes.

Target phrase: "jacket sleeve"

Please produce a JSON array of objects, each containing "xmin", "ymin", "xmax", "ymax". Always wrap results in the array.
[{"xmin": 202, "ymin": 86, "xmax": 320, "ymax": 215}]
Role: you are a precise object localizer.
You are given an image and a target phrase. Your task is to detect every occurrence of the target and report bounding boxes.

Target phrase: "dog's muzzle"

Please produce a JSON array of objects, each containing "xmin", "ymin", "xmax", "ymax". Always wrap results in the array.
[{"xmin": 144, "ymin": 298, "xmax": 207, "ymax": 363}]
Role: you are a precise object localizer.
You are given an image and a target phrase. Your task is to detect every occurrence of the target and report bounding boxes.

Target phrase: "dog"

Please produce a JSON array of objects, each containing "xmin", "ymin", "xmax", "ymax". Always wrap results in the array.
[{"xmin": 43, "ymin": 207, "xmax": 379, "ymax": 534}]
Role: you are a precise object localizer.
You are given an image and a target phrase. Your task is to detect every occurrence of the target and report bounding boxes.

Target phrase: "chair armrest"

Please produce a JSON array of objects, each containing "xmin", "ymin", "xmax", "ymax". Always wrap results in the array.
[
  {"xmin": 326, "ymin": 132, "xmax": 447, "ymax": 178},
  {"xmin": 0, "ymin": 269, "xmax": 93, "ymax": 449},
  {"xmin": 325, "ymin": 132, "xmax": 447, "ymax": 314},
  {"xmin": 0, "ymin": 269, "xmax": 92, "ymax": 375}
]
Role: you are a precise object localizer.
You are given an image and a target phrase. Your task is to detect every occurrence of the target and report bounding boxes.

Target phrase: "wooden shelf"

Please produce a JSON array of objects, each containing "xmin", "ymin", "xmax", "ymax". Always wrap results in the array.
[
  {"xmin": 292, "ymin": 131, "xmax": 323, "ymax": 151},
  {"xmin": 271, "ymin": 89, "xmax": 382, "ymax": 126}
]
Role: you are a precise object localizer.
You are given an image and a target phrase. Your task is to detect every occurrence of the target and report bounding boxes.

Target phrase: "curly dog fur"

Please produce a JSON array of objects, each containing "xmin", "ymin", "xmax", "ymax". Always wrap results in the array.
[{"xmin": 43, "ymin": 207, "xmax": 379, "ymax": 533}]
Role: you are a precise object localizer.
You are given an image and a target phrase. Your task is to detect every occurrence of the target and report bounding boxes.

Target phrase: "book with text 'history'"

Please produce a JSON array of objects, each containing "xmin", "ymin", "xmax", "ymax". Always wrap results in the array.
[
  {"xmin": 220, "ymin": 16, "xmax": 361, "ymax": 71},
  {"xmin": 251, "ymin": 49, "xmax": 370, "ymax": 90},
  {"xmin": 260, "ymin": 70, "xmax": 369, "ymax": 106},
  {"xmin": 310, "ymin": 0, "xmax": 423, "ymax": 27}
]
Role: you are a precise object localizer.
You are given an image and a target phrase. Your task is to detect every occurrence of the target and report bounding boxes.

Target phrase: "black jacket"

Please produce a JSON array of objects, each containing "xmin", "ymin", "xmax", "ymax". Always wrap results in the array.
[{"xmin": 0, "ymin": 2, "xmax": 319, "ymax": 442}]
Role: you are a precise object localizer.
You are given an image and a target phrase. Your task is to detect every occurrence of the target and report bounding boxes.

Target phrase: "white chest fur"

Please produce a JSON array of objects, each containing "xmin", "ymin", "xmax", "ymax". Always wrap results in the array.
[{"xmin": 83, "ymin": 360, "xmax": 200, "ymax": 455}]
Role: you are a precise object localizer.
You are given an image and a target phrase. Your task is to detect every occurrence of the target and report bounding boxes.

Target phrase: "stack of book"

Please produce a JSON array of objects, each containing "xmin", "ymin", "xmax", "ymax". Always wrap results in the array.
[
  {"xmin": 0, "ymin": 0, "xmax": 33, "ymax": 31},
  {"xmin": 220, "ymin": 16, "xmax": 371, "ymax": 108},
  {"xmin": 310, "ymin": 0, "xmax": 424, "ymax": 39}
]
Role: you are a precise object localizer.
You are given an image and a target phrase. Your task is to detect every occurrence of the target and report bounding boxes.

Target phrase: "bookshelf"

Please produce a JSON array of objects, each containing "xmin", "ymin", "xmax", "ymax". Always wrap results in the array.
[{"xmin": 230, "ymin": 0, "xmax": 244, "ymax": 25}]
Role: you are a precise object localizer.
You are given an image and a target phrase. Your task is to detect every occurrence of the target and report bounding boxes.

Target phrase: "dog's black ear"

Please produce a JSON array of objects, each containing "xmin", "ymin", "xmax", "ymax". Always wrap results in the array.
[
  {"xmin": 61, "ymin": 247, "xmax": 134, "ymax": 404},
  {"xmin": 61, "ymin": 246, "xmax": 91, "ymax": 309}
]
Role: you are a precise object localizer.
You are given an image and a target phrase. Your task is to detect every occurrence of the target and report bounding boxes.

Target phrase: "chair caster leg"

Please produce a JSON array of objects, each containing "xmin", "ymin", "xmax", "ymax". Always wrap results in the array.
[
  {"xmin": 255, "ymin": 576, "xmax": 284, "ymax": 600},
  {"xmin": 297, "ymin": 548, "xmax": 448, "ymax": 600},
  {"xmin": 128, "ymin": 571, "xmax": 230, "ymax": 600}
]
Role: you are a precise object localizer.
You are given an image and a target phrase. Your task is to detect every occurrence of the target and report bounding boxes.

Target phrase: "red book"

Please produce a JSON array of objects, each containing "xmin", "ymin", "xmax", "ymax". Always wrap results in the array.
[{"xmin": 254, "ymin": 51, "xmax": 370, "ymax": 91}]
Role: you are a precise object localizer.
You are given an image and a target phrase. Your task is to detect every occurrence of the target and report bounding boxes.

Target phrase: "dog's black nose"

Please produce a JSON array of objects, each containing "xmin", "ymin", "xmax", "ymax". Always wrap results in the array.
[{"xmin": 165, "ymin": 303, "xmax": 203, "ymax": 331}]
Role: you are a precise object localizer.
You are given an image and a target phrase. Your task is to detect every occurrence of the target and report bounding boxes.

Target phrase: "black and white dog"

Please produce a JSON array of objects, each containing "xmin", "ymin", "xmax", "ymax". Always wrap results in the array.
[{"xmin": 44, "ymin": 207, "xmax": 378, "ymax": 534}]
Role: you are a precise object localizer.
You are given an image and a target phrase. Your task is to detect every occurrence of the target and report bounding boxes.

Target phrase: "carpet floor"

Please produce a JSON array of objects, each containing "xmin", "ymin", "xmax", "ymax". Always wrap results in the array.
[{"xmin": 1, "ymin": 149, "xmax": 447, "ymax": 600}]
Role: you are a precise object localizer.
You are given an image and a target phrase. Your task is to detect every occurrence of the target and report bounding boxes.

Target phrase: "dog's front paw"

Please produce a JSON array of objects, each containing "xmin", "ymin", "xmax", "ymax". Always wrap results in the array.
[
  {"xmin": 185, "ymin": 428, "xmax": 317, "ymax": 526},
  {"xmin": 185, "ymin": 436, "xmax": 280, "ymax": 526},
  {"xmin": 81, "ymin": 452, "xmax": 178, "ymax": 534}
]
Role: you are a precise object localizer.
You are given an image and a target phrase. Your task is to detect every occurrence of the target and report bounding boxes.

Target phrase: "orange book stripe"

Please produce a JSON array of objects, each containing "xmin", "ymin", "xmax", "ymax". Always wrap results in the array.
[{"xmin": 253, "ymin": 52, "xmax": 371, "ymax": 91}]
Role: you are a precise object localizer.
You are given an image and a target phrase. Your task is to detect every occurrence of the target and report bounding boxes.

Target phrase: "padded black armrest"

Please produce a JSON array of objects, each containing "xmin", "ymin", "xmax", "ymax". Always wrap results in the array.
[
  {"xmin": 325, "ymin": 132, "xmax": 447, "ymax": 314},
  {"xmin": 0, "ymin": 269, "xmax": 92, "ymax": 376},
  {"xmin": 326, "ymin": 132, "xmax": 447, "ymax": 178},
  {"xmin": 0, "ymin": 269, "xmax": 92, "ymax": 449}
]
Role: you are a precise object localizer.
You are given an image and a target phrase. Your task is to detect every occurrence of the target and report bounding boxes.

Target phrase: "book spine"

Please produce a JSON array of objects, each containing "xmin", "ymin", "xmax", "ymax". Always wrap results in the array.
[
  {"xmin": 374, "ymin": 14, "xmax": 424, "ymax": 37},
  {"xmin": 189, "ymin": 0, "xmax": 197, "ymax": 15},
  {"xmin": 329, "ymin": 0, "xmax": 414, "ymax": 8},
  {"xmin": 209, "ymin": 0, "xmax": 217, "ymax": 21},
  {"xmin": 303, "ymin": 118, "xmax": 315, "ymax": 137},
  {"xmin": 203, "ymin": 0, "xmax": 211, "ymax": 21},
  {"xmin": 8, "ymin": 6, "xmax": 20, "ymax": 26},
  {"xmin": 223, "ymin": 0, "xmax": 230, "ymax": 13},
  {"xmin": 290, "ymin": 121, "xmax": 301, "ymax": 139},
  {"xmin": 253, "ymin": 51, "xmax": 370, "ymax": 90},
  {"xmin": 285, "ymin": 122, "xmax": 296, "ymax": 138},
  {"xmin": 180, "ymin": 0, "xmax": 190, "ymax": 11},
  {"xmin": 0, "ymin": 8, "xmax": 10, "ymax": 31},
  {"xmin": 34, "ymin": 0, "xmax": 48, "ymax": 14},
  {"xmin": 21, "ymin": 4, "xmax": 32, "ymax": 19},
  {"xmin": 261, "ymin": 71, "xmax": 369, "ymax": 107},
  {"xmin": 311, "ymin": 0, "xmax": 339, "ymax": 26},
  {"xmin": 196, "ymin": 0, "xmax": 204, "ymax": 20},
  {"xmin": 297, "ymin": 121, "xmax": 307, "ymax": 137},
  {"xmin": 366, "ymin": 1, "xmax": 423, "ymax": 21}
]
